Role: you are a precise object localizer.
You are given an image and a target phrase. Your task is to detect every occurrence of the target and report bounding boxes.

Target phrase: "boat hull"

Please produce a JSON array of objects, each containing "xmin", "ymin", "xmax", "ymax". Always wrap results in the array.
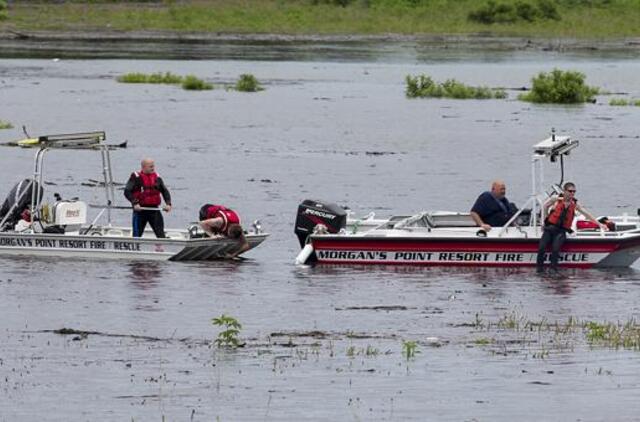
[
  {"xmin": 0, "ymin": 231, "xmax": 268, "ymax": 261},
  {"xmin": 310, "ymin": 235, "xmax": 640, "ymax": 268}
]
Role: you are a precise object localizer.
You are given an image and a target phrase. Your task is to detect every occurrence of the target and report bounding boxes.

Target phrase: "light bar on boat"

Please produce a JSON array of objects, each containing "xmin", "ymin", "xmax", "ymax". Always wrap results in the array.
[
  {"xmin": 20, "ymin": 131, "xmax": 106, "ymax": 149},
  {"xmin": 35, "ymin": 131, "xmax": 106, "ymax": 148},
  {"xmin": 532, "ymin": 133, "xmax": 579, "ymax": 159}
]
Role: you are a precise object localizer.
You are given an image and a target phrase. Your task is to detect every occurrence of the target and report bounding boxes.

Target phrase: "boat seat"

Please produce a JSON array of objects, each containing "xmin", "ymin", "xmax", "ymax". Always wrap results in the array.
[
  {"xmin": 166, "ymin": 231, "xmax": 184, "ymax": 240},
  {"xmin": 429, "ymin": 213, "xmax": 477, "ymax": 228}
]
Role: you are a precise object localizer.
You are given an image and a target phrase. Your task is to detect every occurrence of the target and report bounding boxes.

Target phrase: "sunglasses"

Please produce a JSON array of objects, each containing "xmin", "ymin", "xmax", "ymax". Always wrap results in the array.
[{"xmin": 566, "ymin": 189, "xmax": 576, "ymax": 193}]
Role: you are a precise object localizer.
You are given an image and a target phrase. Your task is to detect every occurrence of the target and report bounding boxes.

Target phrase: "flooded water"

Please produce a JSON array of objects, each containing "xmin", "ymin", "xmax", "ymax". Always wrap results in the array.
[{"xmin": 1, "ymin": 44, "xmax": 640, "ymax": 421}]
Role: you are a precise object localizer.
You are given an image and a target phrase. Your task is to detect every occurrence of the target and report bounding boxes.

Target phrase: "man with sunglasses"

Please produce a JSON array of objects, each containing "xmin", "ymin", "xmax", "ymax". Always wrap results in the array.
[{"xmin": 536, "ymin": 182, "xmax": 607, "ymax": 273}]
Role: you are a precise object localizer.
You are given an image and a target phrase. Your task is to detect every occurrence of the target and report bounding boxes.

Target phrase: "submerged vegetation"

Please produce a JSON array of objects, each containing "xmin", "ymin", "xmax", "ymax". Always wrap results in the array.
[
  {"xmin": 116, "ymin": 71, "xmax": 183, "ymax": 84},
  {"xmin": 468, "ymin": 311, "xmax": 640, "ymax": 352},
  {"xmin": 405, "ymin": 75, "xmax": 507, "ymax": 99},
  {"xmin": 234, "ymin": 74, "xmax": 264, "ymax": 92},
  {"xmin": 181, "ymin": 75, "xmax": 213, "ymax": 90},
  {"xmin": 609, "ymin": 98, "xmax": 640, "ymax": 106},
  {"xmin": 518, "ymin": 69, "xmax": 599, "ymax": 103},
  {"xmin": 1, "ymin": 0, "xmax": 639, "ymax": 38},
  {"xmin": 0, "ymin": 120, "xmax": 13, "ymax": 129},
  {"xmin": 116, "ymin": 71, "xmax": 213, "ymax": 90}
]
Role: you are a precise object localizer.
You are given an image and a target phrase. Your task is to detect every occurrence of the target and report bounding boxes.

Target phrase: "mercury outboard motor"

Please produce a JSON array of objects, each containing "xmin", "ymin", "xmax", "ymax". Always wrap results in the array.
[
  {"xmin": 0, "ymin": 179, "xmax": 43, "ymax": 231},
  {"xmin": 295, "ymin": 199, "xmax": 347, "ymax": 248}
]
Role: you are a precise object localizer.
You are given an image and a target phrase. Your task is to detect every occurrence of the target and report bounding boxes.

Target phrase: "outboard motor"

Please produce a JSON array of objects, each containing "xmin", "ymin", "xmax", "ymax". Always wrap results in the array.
[
  {"xmin": 0, "ymin": 179, "xmax": 43, "ymax": 231},
  {"xmin": 295, "ymin": 199, "xmax": 347, "ymax": 248}
]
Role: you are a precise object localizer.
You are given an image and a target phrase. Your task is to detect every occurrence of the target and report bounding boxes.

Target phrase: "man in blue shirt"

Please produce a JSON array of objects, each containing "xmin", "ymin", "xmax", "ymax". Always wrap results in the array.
[{"xmin": 470, "ymin": 180, "xmax": 517, "ymax": 232}]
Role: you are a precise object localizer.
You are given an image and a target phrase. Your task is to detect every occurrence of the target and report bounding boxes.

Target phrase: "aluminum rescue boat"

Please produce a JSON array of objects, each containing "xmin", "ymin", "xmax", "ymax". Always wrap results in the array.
[
  {"xmin": 294, "ymin": 132, "xmax": 640, "ymax": 268},
  {"xmin": 0, "ymin": 131, "xmax": 267, "ymax": 261}
]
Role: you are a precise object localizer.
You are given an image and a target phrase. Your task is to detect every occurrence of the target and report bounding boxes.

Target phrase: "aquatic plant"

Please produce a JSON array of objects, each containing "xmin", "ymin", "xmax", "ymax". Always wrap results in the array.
[
  {"xmin": 585, "ymin": 320, "xmax": 640, "ymax": 349},
  {"xmin": 518, "ymin": 69, "xmax": 599, "ymax": 104},
  {"xmin": 473, "ymin": 337, "xmax": 493, "ymax": 345},
  {"xmin": 182, "ymin": 75, "xmax": 213, "ymax": 91},
  {"xmin": 0, "ymin": 120, "xmax": 13, "ymax": 130},
  {"xmin": 212, "ymin": 314, "xmax": 242, "ymax": 348},
  {"xmin": 116, "ymin": 72, "xmax": 183, "ymax": 84},
  {"xmin": 346, "ymin": 344, "xmax": 380, "ymax": 357},
  {"xmin": 609, "ymin": 98, "xmax": 640, "ymax": 106},
  {"xmin": 402, "ymin": 340, "xmax": 419, "ymax": 360},
  {"xmin": 235, "ymin": 74, "xmax": 264, "ymax": 92},
  {"xmin": 609, "ymin": 98, "xmax": 629, "ymax": 106},
  {"xmin": 405, "ymin": 74, "xmax": 507, "ymax": 100},
  {"xmin": 468, "ymin": 0, "xmax": 560, "ymax": 24}
]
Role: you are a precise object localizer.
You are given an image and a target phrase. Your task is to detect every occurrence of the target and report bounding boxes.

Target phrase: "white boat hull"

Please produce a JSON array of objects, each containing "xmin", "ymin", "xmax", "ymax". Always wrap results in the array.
[{"xmin": 0, "ymin": 228, "xmax": 268, "ymax": 261}]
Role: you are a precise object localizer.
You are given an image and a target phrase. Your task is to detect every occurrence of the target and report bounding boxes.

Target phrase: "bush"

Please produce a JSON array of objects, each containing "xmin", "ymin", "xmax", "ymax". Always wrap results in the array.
[
  {"xmin": 181, "ymin": 75, "xmax": 213, "ymax": 90},
  {"xmin": 0, "ymin": 120, "xmax": 13, "ymax": 130},
  {"xmin": 0, "ymin": 0, "xmax": 7, "ymax": 21},
  {"xmin": 537, "ymin": 0, "xmax": 561, "ymax": 20},
  {"xmin": 468, "ymin": 0, "xmax": 560, "ymax": 24},
  {"xmin": 518, "ymin": 69, "xmax": 599, "ymax": 104},
  {"xmin": 235, "ymin": 74, "xmax": 263, "ymax": 92},
  {"xmin": 406, "ymin": 74, "xmax": 506, "ymax": 100}
]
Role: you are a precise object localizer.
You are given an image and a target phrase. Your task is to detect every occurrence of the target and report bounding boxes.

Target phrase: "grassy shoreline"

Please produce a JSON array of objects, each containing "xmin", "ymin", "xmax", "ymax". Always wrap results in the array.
[{"xmin": 1, "ymin": 1, "xmax": 640, "ymax": 40}]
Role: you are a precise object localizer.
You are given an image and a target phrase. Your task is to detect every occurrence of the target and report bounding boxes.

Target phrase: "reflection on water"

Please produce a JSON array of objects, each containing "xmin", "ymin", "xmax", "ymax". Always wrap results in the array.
[{"xmin": 127, "ymin": 261, "xmax": 163, "ymax": 287}]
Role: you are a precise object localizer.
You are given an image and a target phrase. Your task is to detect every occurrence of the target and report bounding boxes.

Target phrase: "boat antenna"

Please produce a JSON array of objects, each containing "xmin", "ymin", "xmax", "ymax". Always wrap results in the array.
[
  {"xmin": 559, "ymin": 154, "xmax": 565, "ymax": 187},
  {"xmin": 22, "ymin": 125, "xmax": 30, "ymax": 138}
]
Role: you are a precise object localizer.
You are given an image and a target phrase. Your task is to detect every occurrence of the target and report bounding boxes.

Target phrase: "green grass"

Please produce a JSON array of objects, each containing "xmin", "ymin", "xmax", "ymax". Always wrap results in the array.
[
  {"xmin": 2, "ymin": 0, "xmax": 640, "ymax": 38},
  {"xmin": 181, "ymin": 75, "xmax": 213, "ymax": 90},
  {"xmin": 406, "ymin": 74, "xmax": 507, "ymax": 99},
  {"xmin": 518, "ymin": 69, "xmax": 599, "ymax": 103},
  {"xmin": 116, "ymin": 71, "xmax": 183, "ymax": 84},
  {"xmin": 0, "ymin": 120, "xmax": 13, "ymax": 129}
]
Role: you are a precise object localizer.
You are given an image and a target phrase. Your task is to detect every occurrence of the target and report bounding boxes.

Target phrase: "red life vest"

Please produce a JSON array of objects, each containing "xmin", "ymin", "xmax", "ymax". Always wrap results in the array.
[
  {"xmin": 203, "ymin": 204, "xmax": 240, "ymax": 235},
  {"xmin": 547, "ymin": 197, "xmax": 576, "ymax": 230},
  {"xmin": 132, "ymin": 171, "xmax": 161, "ymax": 207}
]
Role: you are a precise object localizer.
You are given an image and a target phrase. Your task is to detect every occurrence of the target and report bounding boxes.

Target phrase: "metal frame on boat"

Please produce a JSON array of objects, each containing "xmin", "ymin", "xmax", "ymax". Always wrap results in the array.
[
  {"xmin": 0, "ymin": 131, "xmax": 268, "ymax": 261},
  {"xmin": 295, "ymin": 131, "xmax": 640, "ymax": 268}
]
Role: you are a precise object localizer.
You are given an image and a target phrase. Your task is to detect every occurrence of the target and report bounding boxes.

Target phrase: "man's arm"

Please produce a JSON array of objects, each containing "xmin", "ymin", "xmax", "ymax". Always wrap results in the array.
[
  {"xmin": 540, "ymin": 196, "xmax": 556, "ymax": 220},
  {"xmin": 124, "ymin": 173, "xmax": 138, "ymax": 204},
  {"xmin": 470, "ymin": 194, "xmax": 491, "ymax": 231},
  {"xmin": 157, "ymin": 177, "xmax": 172, "ymax": 212},
  {"xmin": 576, "ymin": 203, "xmax": 608, "ymax": 230}
]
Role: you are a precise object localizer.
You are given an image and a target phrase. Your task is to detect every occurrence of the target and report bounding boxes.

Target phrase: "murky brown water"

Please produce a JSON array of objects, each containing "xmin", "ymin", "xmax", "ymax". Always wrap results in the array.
[{"xmin": 1, "ymin": 46, "xmax": 640, "ymax": 421}]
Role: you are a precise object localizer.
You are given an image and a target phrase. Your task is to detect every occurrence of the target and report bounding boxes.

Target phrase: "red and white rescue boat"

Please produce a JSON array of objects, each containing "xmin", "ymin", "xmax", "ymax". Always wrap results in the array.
[{"xmin": 294, "ymin": 132, "xmax": 640, "ymax": 268}]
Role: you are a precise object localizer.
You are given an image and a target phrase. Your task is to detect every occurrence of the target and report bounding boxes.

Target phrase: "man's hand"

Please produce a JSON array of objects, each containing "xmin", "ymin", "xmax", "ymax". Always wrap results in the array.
[
  {"xmin": 481, "ymin": 223, "xmax": 491, "ymax": 232},
  {"xmin": 599, "ymin": 223, "xmax": 609, "ymax": 231},
  {"xmin": 163, "ymin": 204, "xmax": 172, "ymax": 213},
  {"xmin": 133, "ymin": 204, "xmax": 142, "ymax": 212}
]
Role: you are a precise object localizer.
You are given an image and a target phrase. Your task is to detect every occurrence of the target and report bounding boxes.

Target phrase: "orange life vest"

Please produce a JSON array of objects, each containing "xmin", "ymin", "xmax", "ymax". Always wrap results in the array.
[{"xmin": 547, "ymin": 197, "xmax": 576, "ymax": 230}]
